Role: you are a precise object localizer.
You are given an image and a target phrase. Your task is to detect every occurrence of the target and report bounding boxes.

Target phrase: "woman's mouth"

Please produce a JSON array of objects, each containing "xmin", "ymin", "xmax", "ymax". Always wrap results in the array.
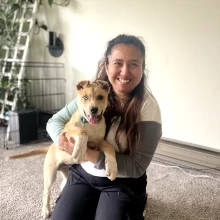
[{"xmin": 117, "ymin": 78, "xmax": 131, "ymax": 84}]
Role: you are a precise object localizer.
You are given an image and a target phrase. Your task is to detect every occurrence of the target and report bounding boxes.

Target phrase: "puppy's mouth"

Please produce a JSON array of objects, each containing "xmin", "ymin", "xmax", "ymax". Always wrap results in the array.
[{"xmin": 84, "ymin": 111, "xmax": 103, "ymax": 125}]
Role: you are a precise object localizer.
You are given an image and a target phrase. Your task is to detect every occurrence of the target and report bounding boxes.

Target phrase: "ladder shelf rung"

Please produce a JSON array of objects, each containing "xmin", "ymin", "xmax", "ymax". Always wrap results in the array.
[{"xmin": 0, "ymin": 100, "xmax": 13, "ymax": 106}]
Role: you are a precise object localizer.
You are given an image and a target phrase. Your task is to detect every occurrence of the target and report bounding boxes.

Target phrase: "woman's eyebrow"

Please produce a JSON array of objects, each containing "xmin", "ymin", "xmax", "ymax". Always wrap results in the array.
[
  {"xmin": 130, "ymin": 60, "xmax": 139, "ymax": 63},
  {"xmin": 113, "ymin": 59, "xmax": 123, "ymax": 62},
  {"xmin": 113, "ymin": 59, "xmax": 139, "ymax": 63}
]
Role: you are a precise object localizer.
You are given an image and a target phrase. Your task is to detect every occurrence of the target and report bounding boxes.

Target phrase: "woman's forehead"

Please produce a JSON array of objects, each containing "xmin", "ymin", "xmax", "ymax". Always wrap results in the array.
[{"xmin": 109, "ymin": 44, "xmax": 143, "ymax": 61}]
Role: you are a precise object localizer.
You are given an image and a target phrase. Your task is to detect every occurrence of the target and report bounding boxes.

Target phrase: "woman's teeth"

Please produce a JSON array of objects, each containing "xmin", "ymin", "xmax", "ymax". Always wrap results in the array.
[{"xmin": 118, "ymin": 78, "xmax": 130, "ymax": 83}]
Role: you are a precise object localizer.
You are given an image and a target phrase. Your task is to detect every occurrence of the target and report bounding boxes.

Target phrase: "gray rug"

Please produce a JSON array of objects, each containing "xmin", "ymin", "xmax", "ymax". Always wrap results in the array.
[{"xmin": 1, "ymin": 142, "xmax": 220, "ymax": 220}]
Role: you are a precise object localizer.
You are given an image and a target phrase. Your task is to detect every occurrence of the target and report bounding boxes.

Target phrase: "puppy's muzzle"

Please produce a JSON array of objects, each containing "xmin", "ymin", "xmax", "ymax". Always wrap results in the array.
[{"xmin": 84, "ymin": 107, "xmax": 103, "ymax": 125}]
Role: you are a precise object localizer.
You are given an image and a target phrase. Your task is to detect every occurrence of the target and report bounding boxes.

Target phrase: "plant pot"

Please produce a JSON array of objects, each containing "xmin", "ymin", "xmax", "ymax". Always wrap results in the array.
[
  {"xmin": 38, "ymin": 111, "xmax": 53, "ymax": 130},
  {"xmin": 9, "ymin": 109, "xmax": 38, "ymax": 144}
]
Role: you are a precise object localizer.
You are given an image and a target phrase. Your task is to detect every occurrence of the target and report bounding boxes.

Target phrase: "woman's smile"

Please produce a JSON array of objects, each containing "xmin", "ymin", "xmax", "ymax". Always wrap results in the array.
[{"xmin": 117, "ymin": 78, "xmax": 131, "ymax": 84}]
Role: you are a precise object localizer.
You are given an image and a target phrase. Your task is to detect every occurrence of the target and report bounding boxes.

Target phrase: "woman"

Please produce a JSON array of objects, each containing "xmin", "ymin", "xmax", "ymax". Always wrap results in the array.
[{"xmin": 47, "ymin": 34, "xmax": 162, "ymax": 220}]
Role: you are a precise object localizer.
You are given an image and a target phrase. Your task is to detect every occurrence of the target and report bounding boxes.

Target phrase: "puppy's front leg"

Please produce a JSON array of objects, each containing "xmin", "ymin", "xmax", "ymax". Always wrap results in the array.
[
  {"xmin": 98, "ymin": 140, "xmax": 118, "ymax": 181},
  {"xmin": 65, "ymin": 130, "xmax": 88, "ymax": 163}
]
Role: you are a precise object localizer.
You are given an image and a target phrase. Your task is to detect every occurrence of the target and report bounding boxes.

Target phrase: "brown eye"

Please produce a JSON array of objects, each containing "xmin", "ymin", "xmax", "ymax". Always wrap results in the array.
[
  {"xmin": 130, "ymin": 62, "xmax": 138, "ymax": 67},
  {"xmin": 97, "ymin": 95, "xmax": 103, "ymax": 100},
  {"xmin": 114, "ymin": 62, "xmax": 122, "ymax": 67}
]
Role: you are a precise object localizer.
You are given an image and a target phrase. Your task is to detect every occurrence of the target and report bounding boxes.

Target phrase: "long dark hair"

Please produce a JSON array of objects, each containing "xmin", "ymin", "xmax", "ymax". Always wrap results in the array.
[{"xmin": 95, "ymin": 34, "xmax": 149, "ymax": 153}]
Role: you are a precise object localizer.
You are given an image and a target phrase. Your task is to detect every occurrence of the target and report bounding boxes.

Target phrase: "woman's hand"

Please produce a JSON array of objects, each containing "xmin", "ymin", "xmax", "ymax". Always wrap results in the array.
[
  {"xmin": 84, "ymin": 148, "xmax": 100, "ymax": 163},
  {"xmin": 58, "ymin": 132, "xmax": 75, "ymax": 155}
]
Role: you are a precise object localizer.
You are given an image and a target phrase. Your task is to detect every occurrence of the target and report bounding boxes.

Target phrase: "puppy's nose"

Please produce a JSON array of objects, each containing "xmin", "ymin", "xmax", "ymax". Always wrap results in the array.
[{"xmin": 90, "ymin": 107, "xmax": 98, "ymax": 114}]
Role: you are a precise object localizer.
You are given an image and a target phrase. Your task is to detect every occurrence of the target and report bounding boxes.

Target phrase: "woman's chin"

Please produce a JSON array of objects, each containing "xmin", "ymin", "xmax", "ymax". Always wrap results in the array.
[{"xmin": 114, "ymin": 88, "xmax": 132, "ymax": 96}]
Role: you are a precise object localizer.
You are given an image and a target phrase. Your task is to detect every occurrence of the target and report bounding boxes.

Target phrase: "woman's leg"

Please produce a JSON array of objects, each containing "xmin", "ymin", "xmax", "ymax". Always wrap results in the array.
[
  {"xmin": 128, "ymin": 193, "xmax": 147, "ymax": 220},
  {"xmin": 128, "ymin": 173, "xmax": 147, "ymax": 220},
  {"xmin": 94, "ymin": 186, "xmax": 133, "ymax": 220},
  {"xmin": 51, "ymin": 166, "xmax": 100, "ymax": 220},
  {"xmin": 94, "ymin": 172, "xmax": 147, "ymax": 220}
]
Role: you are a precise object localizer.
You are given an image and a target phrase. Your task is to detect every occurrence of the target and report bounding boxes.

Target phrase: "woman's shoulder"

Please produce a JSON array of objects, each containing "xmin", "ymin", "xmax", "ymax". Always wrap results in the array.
[{"xmin": 140, "ymin": 91, "xmax": 162, "ymax": 123}]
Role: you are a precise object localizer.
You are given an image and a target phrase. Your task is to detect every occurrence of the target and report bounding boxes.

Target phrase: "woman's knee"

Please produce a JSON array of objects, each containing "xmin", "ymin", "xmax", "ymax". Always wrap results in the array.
[
  {"xmin": 95, "ymin": 190, "xmax": 132, "ymax": 220},
  {"xmin": 51, "ymin": 177, "xmax": 99, "ymax": 220}
]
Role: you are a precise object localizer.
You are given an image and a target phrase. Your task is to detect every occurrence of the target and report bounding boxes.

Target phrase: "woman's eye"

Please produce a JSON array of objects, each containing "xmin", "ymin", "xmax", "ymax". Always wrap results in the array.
[
  {"xmin": 83, "ymin": 95, "xmax": 88, "ymax": 100},
  {"xmin": 114, "ymin": 62, "xmax": 122, "ymax": 66},
  {"xmin": 97, "ymin": 95, "xmax": 103, "ymax": 100},
  {"xmin": 130, "ymin": 63, "xmax": 138, "ymax": 67}
]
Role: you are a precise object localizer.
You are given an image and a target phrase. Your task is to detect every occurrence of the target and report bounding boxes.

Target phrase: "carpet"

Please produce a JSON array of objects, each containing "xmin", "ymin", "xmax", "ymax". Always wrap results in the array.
[{"xmin": 1, "ymin": 142, "xmax": 220, "ymax": 220}]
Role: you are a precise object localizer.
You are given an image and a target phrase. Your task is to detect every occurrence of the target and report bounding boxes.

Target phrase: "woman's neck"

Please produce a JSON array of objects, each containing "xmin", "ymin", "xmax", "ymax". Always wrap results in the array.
[{"xmin": 114, "ymin": 94, "xmax": 130, "ymax": 111}]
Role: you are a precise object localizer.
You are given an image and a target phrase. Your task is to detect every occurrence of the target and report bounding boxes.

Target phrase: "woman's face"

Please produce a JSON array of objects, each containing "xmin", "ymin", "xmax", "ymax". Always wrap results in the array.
[{"xmin": 105, "ymin": 44, "xmax": 144, "ymax": 98}]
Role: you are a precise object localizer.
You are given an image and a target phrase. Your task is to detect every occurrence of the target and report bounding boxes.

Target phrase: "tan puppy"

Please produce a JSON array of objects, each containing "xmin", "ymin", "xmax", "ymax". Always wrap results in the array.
[{"xmin": 8, "ymin": 80, "xmax": 118, "ymax": 219}]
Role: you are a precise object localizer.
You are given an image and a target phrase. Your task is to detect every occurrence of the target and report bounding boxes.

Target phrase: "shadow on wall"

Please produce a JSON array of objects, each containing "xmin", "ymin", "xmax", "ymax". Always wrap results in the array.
[
  {"xmin": 68, "ymin": 0, "xmax": 81, "ymax": 12},
  {"xmin": 64, "ymin": 66, "xmax": 85, "ymax": 102},
  {"xmin": 49, "ymin": 0, "xmax": 82, "ymax": 26}
]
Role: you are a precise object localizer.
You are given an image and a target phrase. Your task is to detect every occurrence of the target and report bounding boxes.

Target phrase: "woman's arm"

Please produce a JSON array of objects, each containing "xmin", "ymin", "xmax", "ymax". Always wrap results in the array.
[
  {"xmin": 46, "ymin": 98, "xmax": 78, "ymax": 145},
  {"xmin": 94, "ymin": 121, "xmax": 162, "ymax": 178}
]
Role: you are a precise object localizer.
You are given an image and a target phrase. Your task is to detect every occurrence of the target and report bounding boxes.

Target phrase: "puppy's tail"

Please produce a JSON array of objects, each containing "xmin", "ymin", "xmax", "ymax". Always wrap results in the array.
[{"xmin": 7, "ymin": 147, "xmax": 49, "ymax": 160}]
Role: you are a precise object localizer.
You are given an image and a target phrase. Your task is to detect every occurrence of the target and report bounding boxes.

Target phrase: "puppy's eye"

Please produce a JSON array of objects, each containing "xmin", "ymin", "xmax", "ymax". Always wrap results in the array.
[
  {"xmin": 83, "ymin": 95, "xmax": 88, "ymax": 100},
  {"xmin": 97, "ymin": 95, "xmax": 103, "ymax": 100}
]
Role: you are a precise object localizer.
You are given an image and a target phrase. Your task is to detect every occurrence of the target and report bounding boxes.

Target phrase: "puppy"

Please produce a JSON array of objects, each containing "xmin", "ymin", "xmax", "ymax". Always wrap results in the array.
[{"xmin": 8, "ymin": 80, "xmax": 118, "ymax": 218}]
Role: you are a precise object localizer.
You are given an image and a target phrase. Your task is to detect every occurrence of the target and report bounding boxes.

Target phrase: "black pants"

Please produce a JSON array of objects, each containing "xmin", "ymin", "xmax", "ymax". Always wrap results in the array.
[{"xmin": 51, "ymin": 164, "xmax": 147, "ymax": 220}]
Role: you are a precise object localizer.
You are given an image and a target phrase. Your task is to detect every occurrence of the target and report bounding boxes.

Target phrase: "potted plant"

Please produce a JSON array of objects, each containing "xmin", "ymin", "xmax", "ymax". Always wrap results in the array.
[
  {"xmin": 0, "ymin": 62, "xmax": 38, "ymax": 145},
  {"xmin": 0, "ymin": 0, "xmax": 38, "ymax": 145},
  {"xmin": 0, "ymin": 0, "xmax": 67, "ymax": 146}
]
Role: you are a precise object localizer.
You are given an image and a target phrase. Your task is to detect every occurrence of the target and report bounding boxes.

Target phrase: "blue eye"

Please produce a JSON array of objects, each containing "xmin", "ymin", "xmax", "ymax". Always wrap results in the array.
[{"xmin": 83, "ymin": 95, "xmax": 88, "ymax": 100}]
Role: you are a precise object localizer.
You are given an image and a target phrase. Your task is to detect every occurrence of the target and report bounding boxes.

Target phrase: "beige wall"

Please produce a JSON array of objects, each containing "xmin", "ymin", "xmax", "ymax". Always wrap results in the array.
[{"xmin": 29, "ymin": 0, "xmax": 220, "ymax": 151}]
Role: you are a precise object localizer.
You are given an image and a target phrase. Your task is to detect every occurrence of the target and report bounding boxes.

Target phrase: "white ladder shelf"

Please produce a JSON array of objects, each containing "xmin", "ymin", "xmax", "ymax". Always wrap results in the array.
[{"xmin": 0, "ymin": 0, "xmax": 39, "ymax": 120}]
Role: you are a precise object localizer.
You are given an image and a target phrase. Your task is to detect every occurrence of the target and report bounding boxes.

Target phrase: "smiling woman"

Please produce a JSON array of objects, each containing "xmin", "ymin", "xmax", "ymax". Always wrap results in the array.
[{"xmin": 47, "ymin": 34, "xmax": 162, "ymax": 220}]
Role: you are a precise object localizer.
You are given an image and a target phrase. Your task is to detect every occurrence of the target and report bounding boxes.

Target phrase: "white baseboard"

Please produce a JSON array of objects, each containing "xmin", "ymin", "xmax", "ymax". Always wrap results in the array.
[
  {"xmin": 161, "ymin": 137, "xmax": 220, "ymax": 153},
  {"xmin": 155, "ymin": 140, "xmax": 220, "ymax": 173}
]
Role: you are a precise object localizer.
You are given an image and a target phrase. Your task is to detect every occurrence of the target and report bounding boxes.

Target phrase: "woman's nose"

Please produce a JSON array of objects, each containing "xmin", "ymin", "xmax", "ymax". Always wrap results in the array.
[{"xmin": 120, "ymin": 64, "xmax": 129, "ymax": 75}]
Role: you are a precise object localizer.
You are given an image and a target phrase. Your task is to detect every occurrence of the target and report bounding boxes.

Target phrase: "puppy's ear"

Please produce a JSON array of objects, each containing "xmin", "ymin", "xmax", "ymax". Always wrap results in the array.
[
  {"xmin": 95, "ymin": 80, "xmax": 110, "ymax": 92},
  {"xmin": 76, "ymin": 80, "xmax": 90, "ymax": 90}
]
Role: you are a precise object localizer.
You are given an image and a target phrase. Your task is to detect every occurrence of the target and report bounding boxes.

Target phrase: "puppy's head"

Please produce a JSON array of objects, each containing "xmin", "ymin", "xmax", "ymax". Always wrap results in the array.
[{"xmin": 76, "ymin": 80, "xmax": 109, "ymax": 124}]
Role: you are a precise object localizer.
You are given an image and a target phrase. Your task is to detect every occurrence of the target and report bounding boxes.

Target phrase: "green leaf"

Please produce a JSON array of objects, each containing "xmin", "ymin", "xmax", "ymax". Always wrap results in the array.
[
  {"xmin": 40, "ymin": 24, "xmax": 48, "ymax": 31},
  {"xmin": 48, "ymin": 0, "xmax": 53, "ymax": 6},
  {"xmin": 11, "ymin": 4, "xmax": 20, "ymax": 12},
  {"xmin": 23, "ymin": 79, "xmax": 32, "ymax": 83}
]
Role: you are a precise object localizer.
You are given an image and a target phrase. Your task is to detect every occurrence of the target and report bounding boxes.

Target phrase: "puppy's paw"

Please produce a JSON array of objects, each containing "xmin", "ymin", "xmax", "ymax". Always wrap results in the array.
[
  {"xmin": 41, "ymin": 207, "xmax": 51, "ymax": 219},
  {"xmin": 72, "ymin": 145, "xmax": 87, "ymax": 163},
  {"xmin": 105, "ymin": 156, "xmax": 118, "ymax": 181},
  {"xmin": 72, "ymin": 136, "xmax": 88, "ymax": 163}
]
